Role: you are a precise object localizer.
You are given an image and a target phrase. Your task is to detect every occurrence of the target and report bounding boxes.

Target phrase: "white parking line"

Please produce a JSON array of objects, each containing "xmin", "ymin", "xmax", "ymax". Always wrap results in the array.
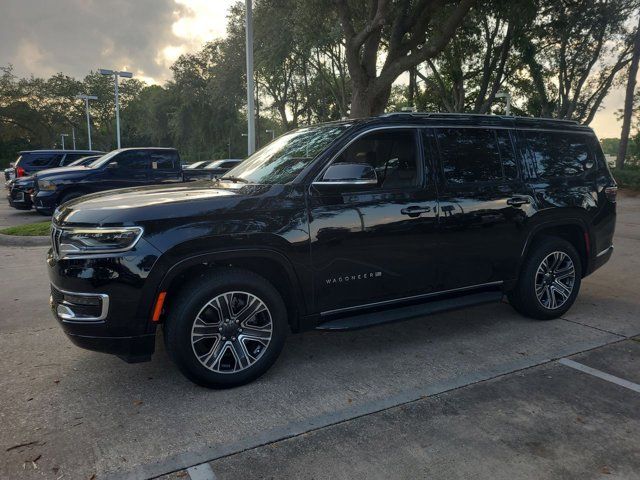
[
  {"xmin": 187, "ymin": 462, "xmax": 217, "ymax": 480},
  {"xmin": 559, "ymin": 358, "xmax": 640, "ymax": 393}
]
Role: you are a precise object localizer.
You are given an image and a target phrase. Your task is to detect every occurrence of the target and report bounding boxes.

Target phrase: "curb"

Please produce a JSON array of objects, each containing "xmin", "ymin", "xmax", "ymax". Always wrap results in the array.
[{"xmin": 0, "ymin": 233, "xmax": 49, "ymax": 247}]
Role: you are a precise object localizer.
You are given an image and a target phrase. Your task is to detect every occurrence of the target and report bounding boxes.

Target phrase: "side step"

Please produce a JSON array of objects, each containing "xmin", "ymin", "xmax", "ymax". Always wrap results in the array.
[{"xmin": 315, "ymin": 291, "xmax": 503, "ymax": 331}]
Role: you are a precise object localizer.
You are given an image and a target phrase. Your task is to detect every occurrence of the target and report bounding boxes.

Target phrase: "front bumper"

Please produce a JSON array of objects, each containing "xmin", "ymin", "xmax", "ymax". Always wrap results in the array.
[
  {"xmin": 32, "ymin": 190, "xmax": 59, "ymax": 214},
  {"xmin": 7, "ymin": 187, "xmax": 34, "ymax": 210},
  {"xmin": 47, "ymin": 238, "xmax": 163, "ymax": 363}
]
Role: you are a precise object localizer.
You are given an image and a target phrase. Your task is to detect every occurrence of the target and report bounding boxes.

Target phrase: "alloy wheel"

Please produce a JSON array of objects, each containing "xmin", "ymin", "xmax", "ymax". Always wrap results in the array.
[
  {"xmin": 190, "ymin": 291, "xmax": 273, "ymax": 374},
  {"xmin": 534, "ymin": 251, "xmax": 576, "ymax": 310}
]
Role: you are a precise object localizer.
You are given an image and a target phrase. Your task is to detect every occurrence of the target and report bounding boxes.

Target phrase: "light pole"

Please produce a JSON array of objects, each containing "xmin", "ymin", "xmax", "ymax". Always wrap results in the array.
[
  {"xmin": 99, "ymin": 69, "xmax": 133, "ymax": 149},
  {"xmin": 60, "ymin": 134, "xmax": 69, "ymax": 150},
  {"xmin": 266, "ymin": 129, "xmax": 275, "ymax": 141},
  {"xmin": 75, "ymin": 94, "xmax": 98, "ymax": 150},
  {"xmin": 245, "ymin": 0, "xmax": 256, "ymax": 156},
  {"xmin": 496, "ymin": 92, "xmax": 512, "ymax": 116}
]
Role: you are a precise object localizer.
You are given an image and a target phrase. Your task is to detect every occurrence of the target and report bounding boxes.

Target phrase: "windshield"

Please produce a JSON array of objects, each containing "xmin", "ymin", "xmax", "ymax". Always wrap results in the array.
[
  {"xmin": 88, "ymin": 150, "xmax": 120, "ymax": 168},
  {"xmin": 221, "ymin": 124, "xmax": 351, "ymax": 184}
]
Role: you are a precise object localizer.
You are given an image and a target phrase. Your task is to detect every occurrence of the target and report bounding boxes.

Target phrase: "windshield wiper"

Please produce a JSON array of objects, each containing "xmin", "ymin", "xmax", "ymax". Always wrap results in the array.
[{"xmin": 218, "ymin": 176, "xmax": 249, "ymax": 184}]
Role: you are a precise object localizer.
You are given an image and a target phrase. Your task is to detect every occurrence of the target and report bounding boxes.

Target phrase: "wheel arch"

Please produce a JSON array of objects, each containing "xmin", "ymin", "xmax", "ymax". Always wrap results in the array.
[
  {"xmin": 520, "ymin": 219, "xmax": 591, "ymax": 278},
  {"xmin": 155, "ymin": 248, "xmax": 306, "ymax": 332}
]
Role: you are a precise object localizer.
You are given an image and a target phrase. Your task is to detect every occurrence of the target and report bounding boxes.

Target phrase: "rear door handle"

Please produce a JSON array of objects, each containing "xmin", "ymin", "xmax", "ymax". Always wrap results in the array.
[
  {"xmin": 507, "ymin": 196, "xmax": 531, "ymax": 207},
  {"xmin": 401, "ymin": 205, "xmax": 431, "ymax": 217}
]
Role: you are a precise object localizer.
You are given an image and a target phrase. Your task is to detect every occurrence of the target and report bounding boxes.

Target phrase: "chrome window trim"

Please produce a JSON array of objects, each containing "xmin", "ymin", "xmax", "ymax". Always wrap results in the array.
[
  {"xmin": 51, "ymin": 284, "xmax": 109, "ymax": 323},
  {"xmin": 320, "ymin": 280, "xmax": 504, "ymax": 317}
]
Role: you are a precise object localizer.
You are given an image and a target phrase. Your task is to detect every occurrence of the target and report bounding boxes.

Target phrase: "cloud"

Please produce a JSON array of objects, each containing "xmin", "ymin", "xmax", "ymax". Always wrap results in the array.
[{"xmin": 0, "ymin": 0, "xmax": 234, "ymax": 84}]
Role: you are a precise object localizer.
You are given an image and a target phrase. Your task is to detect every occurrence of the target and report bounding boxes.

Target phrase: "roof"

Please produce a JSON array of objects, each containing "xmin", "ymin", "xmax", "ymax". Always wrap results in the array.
[
  {"xmin": 19, "ymin": 149, "xmax": 104, "ymax": 154},
  {"xmin": 317, "ymin": 112, "xmax": 594, "ymax": 133}
]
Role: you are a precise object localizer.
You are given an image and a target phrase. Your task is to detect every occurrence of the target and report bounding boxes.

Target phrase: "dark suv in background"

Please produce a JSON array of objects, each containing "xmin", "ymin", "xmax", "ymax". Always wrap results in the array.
[
  {"xmin": 32, "ymin": 147, "xmax": 182, "ymax": 215},
  {"xmin": 7, "ymin": 149, "xmax": 104, "ymax": 180},
  {"xmin": 47, "ymin": 113, "xmax": 616, "ymax": 388}
]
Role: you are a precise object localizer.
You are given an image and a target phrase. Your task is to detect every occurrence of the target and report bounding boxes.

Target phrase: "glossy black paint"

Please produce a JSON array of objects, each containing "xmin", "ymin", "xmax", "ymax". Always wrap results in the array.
[
  {"xmin": 46, "ymin": 114, "xmax": 617, "ymax": 362},
  {"xmin": 14, "ymin": 149, "xmax": 104, "ymax": 177},
  {"xmin": 31, "ymin": 148, "xmax": 182, "ymax": 214}
]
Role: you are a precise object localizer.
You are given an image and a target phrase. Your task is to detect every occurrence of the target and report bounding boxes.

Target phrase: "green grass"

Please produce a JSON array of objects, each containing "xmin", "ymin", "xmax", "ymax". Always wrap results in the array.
[
  {"xmin": 612, "ymin": 166, "xmax": 640, "ymax": 191},
  {"xmin": 0, "ymin": 221, "xmax": 51, "ymax": 236}
]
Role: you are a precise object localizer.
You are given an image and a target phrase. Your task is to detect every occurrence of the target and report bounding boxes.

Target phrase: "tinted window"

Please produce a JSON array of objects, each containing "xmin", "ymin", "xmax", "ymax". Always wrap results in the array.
[
  {"xmin": 436, "ymin": 128, "xmax": 509, "ymax": 184},
  {"xmin": 22, "ymin": 153, "xmax": 62, "ymax": 168},
  {"xmin": 331, "ymin": 129, "xmax": 419, "ymax": 189},
  {"xmin": 523, "ymin": 131, "xmax": 594, "ymax": 178},
  {"xmin": 150, "ymin": 151, "xmax": 178, "ymax": 170},
  {"xmin": 219, "ymin": 161, "xmax": 240, "ymax": 169},
  {"xmin": 116, "ymin": 151, "xmax": 149, "ymax": 170}
]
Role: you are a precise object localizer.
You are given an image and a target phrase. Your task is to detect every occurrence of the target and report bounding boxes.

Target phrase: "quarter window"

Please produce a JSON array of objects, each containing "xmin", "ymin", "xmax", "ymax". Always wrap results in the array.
[
  {"xmin": 332, "ymin": 130, "xmax": 420, "ymax": 189},
  {"xmin": 523, "ymin": 131, "xmax": 594, "ymax": 178}
]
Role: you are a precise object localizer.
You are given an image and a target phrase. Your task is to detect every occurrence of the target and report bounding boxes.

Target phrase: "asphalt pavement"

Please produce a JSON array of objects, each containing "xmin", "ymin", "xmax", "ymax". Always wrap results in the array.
[{"xmin": 0, "ymin": 194, "xmax": 638, "ymax": 480}]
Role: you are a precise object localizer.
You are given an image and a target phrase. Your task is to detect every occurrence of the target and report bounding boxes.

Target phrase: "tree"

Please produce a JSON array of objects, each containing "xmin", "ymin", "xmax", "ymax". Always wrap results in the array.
[
  {"xmin": 333, "ymin": 0, "xmax": 475, "ymax": 117},
  {"xmin": 514, "ymin": 0, "xmax": 638, "ymax": 123},
  {"xmin": 617, "ymin": 15, "xmax": 640, "ymax": 169}
]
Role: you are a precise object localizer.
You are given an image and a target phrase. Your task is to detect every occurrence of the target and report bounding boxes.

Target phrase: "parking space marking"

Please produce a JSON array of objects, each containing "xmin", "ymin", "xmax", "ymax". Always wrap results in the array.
[
  {"xmin": 187, "ymin": 463, "xmax": 217, "ymax": 480},
  {"xmin": 559, "ymin": 358, "xmax": 640, "ymax": 393}
]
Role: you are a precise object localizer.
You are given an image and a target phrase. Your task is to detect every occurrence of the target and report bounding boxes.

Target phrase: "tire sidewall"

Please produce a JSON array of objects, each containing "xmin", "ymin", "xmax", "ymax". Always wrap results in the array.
[{"xmin": 166, "ymin": 270, "xmax": 287, "ymax": 388}]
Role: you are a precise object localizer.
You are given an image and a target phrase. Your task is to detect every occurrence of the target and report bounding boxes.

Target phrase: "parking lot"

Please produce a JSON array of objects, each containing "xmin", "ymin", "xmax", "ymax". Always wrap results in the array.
[{"xmin": 1, "ymin": 194, "xmax": 639, "ymax": 480}]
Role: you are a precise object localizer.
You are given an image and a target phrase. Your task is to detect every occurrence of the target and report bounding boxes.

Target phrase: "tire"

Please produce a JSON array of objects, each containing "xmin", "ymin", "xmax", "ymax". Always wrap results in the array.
[
  {"xmin": 508, "ymin": 237, "xmax": 582, "ymax": 320},
  {"xmin": 164, "ymin": 268, "xmax": 288, "ymax": 388}
]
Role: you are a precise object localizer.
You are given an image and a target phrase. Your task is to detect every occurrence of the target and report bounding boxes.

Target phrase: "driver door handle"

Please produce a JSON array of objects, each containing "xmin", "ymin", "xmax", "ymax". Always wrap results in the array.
[
  {"xmin": 507, "ymin": 196, "xmax": 531, "ymax": 207},
  {"xmin": 401, "ymin": 205, "xmax": 431, "ymax": 217}
]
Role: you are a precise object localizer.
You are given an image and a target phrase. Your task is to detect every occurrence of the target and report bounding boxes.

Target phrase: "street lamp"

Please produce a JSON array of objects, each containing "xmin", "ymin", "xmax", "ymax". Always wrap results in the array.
[
  {"xmin": 75, "ymin": 94, "xmax": 98, "ymax": 150},
  {"xmin": 99, "ymin": 69, "xmax": 133, "ymax": 149},
  {"xmin": 245, "ymin": 0, "xmax": 256, "ymax": 156},
  {"xmin": 265, "ymin": 129, "xmax": 275, "ymax": 141},
  {"xmin": 60, "ymin": 133, "xmax": 70, "ymax": 150},
  {"xmin": 496, "ymin": 92, "xmax": 512, "ymax": 116}
]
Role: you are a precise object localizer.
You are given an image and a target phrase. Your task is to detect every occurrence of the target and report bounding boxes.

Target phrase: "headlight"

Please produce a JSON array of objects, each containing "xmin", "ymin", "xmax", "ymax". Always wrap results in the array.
[
  {"xmin": 58, "ymin": 227, "xmax": 143, "ymax": 255},
  {"xmin": 38, "ymin": 179, "xmax": 57, "ymax": 191}
]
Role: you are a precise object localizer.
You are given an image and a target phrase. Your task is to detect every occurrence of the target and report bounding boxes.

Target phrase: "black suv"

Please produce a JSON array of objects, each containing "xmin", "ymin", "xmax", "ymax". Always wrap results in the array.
[
  {"xmin": 47, "ymin": 114, "xmax": 616, "ymax": 388},
  {"xmin": 32, "ymin": 147, "xmax": 182, "ymax": 215}
]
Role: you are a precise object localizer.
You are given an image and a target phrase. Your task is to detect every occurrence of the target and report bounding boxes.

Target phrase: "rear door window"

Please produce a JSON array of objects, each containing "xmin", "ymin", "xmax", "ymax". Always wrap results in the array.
[
  {"xmin": 522, "ymin": 131, "xmax": 595, "ymax": 178},
  {"xmin": 21, "ymin": 153, "xmax": 63, "ymax": 168},
  {"xmin": 435, "ymin": 128, "xmax": 517, "ymax": 184},
  {"xmin": 150, "ymin": 151, "xmax": 178, "ymax": 170}
]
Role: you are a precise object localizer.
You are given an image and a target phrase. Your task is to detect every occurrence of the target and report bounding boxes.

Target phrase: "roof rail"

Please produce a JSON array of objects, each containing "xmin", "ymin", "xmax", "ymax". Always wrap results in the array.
[{"xmin": 379, "ymin": 111, "xmax": 580, "ymax": 125}]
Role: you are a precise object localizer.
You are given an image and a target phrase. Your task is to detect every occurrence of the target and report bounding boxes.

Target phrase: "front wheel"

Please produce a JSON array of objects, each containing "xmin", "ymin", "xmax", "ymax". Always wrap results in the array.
[
  {"xmin": 508, "ymin": 237, "xmax": 582, "ymax": 320},
  {"xmin": 164, "ymin": 268, "xmax": 287, "ymax": 388}
]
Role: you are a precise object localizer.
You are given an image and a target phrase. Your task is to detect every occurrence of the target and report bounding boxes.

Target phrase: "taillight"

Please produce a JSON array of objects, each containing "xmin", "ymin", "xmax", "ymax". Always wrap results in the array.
[
  {"xmin": 604, "ymin": 186, "xmax": 617, "ymax": 203},
  {"xmin": 16, "ymin": 166, "xmax": 26, "ymax": 177}
]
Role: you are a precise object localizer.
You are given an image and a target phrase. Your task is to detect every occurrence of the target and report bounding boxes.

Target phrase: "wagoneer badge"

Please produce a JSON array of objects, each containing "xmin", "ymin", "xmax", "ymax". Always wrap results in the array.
[{"xmin": 326, "ymin": 271, "xmax": 382, "ymax": 285}]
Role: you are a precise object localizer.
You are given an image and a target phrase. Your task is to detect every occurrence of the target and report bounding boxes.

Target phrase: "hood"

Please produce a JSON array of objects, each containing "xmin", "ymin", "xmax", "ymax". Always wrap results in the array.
[
  {"xmin": 54, "ymin": 181, "xmax": 275, "ymax": 225},
  {"xmin": 35, "ymin": 165, "xmax": 91, "ymax": 180}
]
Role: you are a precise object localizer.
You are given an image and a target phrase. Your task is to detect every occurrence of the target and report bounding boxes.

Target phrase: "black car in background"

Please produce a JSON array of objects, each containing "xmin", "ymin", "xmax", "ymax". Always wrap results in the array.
[
  {"xmin": 183, "ymin": 159, "xmax": 243, "ymax": 181},
  {"xmin": 7, "ymin": 149, "xmax": 104, "ymax": 180},
  {"xmin": 32, "ymin": 147, "xmax": 182, "ymax": 215},
  {"xmin": 47, "ymin": 113, "xmax": 616, "ymax": 388},
  {"xmin": 6, "ymin": 155, "xmax": 102, "ymax": 210}
]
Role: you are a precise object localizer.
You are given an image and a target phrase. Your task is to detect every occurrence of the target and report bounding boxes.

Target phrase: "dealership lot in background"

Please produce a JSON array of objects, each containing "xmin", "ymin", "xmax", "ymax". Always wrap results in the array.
[{"xmin": 0, "ymin": 194, "xmax": 639, "ymax": 479}]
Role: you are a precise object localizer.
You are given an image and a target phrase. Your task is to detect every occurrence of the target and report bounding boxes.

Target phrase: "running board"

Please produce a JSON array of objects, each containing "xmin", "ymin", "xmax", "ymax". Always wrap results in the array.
[{"xmin": 315, "ymin": 291, "xmax": 503, "ymax": 331}]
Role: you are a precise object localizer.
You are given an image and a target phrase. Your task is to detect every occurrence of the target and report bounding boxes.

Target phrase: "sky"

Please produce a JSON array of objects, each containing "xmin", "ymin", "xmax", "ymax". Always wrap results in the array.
[{"xmin": 0, "ymin": 0, "xmax": 630, "ymax": 138}]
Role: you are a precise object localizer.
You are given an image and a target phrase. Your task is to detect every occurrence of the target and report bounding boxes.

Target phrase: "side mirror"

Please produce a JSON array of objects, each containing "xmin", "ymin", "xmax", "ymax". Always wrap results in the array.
[
  {"xmin": 314, "ymin": 163, "xmax": 378, "ymax": 190},
  {"xmin": 107, "ymin": 161, "xmax": 118, "ymax": 169}
]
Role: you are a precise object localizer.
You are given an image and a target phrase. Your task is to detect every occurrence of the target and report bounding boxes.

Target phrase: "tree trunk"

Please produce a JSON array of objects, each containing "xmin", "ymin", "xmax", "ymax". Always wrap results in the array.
[
  {"xmin": 617, "ymin": 16, "xmax": 640, "ymax": 170},
  {"xmin": 349, "ymin": 79, "xmax": 390, "ymax": 118}
]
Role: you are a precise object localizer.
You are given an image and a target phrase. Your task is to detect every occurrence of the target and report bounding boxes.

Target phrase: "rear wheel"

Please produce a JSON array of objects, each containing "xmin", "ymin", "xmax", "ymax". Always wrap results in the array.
[
  {"xmin": 508, "ymin": 237, "xmax": 582, "ymax": 320},
  {"xmin": 164, "ymin": 268, "xmax": 287, "ymax": 388}
]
